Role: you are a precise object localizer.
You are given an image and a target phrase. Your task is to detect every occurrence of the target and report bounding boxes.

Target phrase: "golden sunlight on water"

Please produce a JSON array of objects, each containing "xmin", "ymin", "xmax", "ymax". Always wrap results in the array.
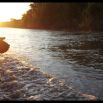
[{"xmin": 0, "ymin": 27, "xmax": 103, "ymax": 99}]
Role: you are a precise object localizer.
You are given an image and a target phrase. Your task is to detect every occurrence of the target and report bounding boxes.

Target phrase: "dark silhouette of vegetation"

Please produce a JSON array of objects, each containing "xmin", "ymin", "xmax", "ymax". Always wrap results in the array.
[{"xmin": 0, "ymin": 3, "xmax": 103, "ymax": 32}]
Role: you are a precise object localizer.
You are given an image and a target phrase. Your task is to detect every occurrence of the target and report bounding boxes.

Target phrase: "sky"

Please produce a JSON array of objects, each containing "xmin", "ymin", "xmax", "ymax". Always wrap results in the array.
[{"xmin": 0, "ymin": 3, "xmax": 32, "ymax": 22}]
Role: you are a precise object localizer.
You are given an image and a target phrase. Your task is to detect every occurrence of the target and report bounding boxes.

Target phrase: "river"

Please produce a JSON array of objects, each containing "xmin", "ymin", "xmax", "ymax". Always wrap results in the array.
[{"xmin": 0, "ymin": 27, "xmax": 103, "ymax": 99}]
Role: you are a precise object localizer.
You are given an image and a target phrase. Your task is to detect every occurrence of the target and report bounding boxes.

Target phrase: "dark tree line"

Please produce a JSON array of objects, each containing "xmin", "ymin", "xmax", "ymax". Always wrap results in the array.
[{"xmin": 1, "ymin": 3, "xmax": 103, "ymax": 32}]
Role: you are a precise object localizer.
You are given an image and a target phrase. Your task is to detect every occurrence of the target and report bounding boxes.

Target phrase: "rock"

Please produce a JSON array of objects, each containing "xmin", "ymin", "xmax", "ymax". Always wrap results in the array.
[{"xmin": 0, "ymin": 40, "xmax": 10, "ymax": 53}]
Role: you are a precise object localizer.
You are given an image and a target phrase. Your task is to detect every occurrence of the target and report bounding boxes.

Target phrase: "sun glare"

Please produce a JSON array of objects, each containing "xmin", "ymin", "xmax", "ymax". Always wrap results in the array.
[{"xmin": 0, "ymin": 3, "xmax": 31, "ymax": 22}]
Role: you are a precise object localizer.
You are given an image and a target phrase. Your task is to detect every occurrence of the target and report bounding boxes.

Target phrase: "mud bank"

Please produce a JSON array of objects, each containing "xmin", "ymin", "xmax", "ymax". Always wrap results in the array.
[{"xmin": 0, "ymin": 54, "xmax": 97, "ymax": 100}]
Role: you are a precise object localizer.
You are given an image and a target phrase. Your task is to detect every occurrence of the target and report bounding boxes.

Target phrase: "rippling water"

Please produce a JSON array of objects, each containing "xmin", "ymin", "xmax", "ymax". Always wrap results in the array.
[{"xmin": 0, "ymin": 27, "xmax": 103, "ymax": 99}]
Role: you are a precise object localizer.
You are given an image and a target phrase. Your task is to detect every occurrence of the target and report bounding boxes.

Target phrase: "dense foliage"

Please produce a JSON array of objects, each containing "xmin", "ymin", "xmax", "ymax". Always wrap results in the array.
[{"xmin": 0, "ymin": 3, "xmax": 103, "ymax": 32}]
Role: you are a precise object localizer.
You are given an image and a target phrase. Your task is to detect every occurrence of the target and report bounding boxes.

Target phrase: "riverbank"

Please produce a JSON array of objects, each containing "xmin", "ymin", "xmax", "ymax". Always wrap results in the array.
[{"xmin": 0, "ymin": 54, "xmax": 97, "ymax": 100}]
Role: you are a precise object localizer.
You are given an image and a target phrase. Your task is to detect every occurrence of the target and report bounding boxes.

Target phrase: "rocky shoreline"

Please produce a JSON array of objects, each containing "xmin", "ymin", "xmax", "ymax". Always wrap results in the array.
[{"xmin": 0, "ymin": 54, "xmax": 97, "ymax": 100}]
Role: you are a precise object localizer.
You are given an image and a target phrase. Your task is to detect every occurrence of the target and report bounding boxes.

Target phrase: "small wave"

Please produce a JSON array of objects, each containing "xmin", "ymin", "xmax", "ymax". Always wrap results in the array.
[{"xmin": 0, "ymin": 54, "xmax": 97, "ymax": 100}]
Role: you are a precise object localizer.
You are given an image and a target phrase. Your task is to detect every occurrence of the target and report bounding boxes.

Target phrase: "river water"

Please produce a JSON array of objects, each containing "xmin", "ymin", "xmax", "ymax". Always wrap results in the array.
[{"xmin": 0, "ymin": 27, "xmax": 103, "ymax": 99}]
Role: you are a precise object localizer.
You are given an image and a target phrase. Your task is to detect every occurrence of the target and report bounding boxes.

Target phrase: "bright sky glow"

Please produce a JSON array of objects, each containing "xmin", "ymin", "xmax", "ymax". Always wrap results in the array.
[{"xmin": 0, "ymin": 3, "xmax": 31, "ymax": 22}]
